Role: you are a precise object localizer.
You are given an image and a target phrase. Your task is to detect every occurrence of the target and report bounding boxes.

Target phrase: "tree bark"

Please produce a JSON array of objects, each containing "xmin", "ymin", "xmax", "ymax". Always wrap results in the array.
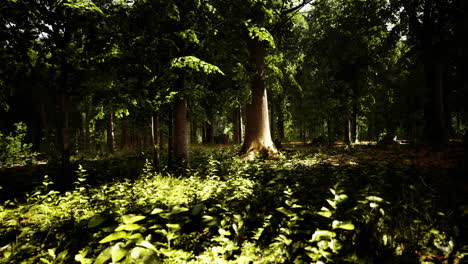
[
  {"xmin": 233, "ymin": 107, "xmax": 242, "ymax": 144},
  {"xmin": 191, "ymin": 120, "xmax": 199, "ymax": 144},
  {"xmin": 120, "ymin": 117, "xmax": 132, "ymax": 152},
  {"xmin": 167, "ymin": 110, "xmax": 174, "ymax": 168},
  {"xmin": 277, "ymin": 95, "xmax": 285, "ymax": 142},
  {"xmin": 151, "ymin": 113, "xmax": 160, "ymax": 171},
  {"xmin": 344, "ymin": 113, "xmax": 351, "ymax": 146},
  {"xmin": 173, "ymin": 77, "xmax": 189, "ymax": 166},
  {"xmin": 59, "ymin": 92, "xmax": 70, "ymax": 167},
  {"xmin": 39, "ymin": 99, "xmax": 55, "ymax": 155},
  {"xmin": 107, "ymin": 112, "xmax": 115, "ymax": 154},
  {"xmin": 82, "ymin": 112, "xmax": 90, "ymax": 154},
  {"xmin": 350, "ymin": 105, "xmax": 358, "ymax": 143},
  {"xmin": 421, "ymin": 0, "xmax": 448, "ymax": 154},
  {"xmin": 241, "ymin": 38, "xmax": 278, "ymax": 158}
]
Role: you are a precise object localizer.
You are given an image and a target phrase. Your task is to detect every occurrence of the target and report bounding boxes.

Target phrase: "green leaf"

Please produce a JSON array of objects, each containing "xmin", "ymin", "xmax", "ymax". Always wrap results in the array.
[
  {"xmin": 170, "ymin": 56, "xmax": 224, "ymax": 75},
  {"xmin": 218, "ymin": 228, "xmax": 231, "ymax": 236},
  {"xmin": 111, "ymin": 243, "xmax": 127, "ymax": 263},
  {"xmin": 332, "ymin": 220, "xmax": 355, "ymax": 230},
  {"xmin": 166, "ymin": 223, "xmax": 181, "ymax": 231},
  {"xmin": 151, "ymin": 208, "xmax": 164, "ymax": 215},
  {"xmin": 366, "ymin": 196, "xmax": 383, "ymax": 202},
  {"xmin": 171, "ymin": 205, "xmax": 189, "ymax": 214},
  {"xmin": 192, "ymin": 203, "xmax": 205, "ymax": 215},
  {"xmin": 310, "ymin": 230, "xmax": 336, "ymax": 242},
  {"xmin": 99, "ymin": 231, "xmax": 127, "ymax": 243},
  {"xmin": 115, "ymin": 223, "xmax": 143, "ymax": 231},
  {"xmin": 88, "ymin": 215, "xmax": 107, "ymax": 228},
  {"xmin": 93, "ymin": 247, "xmax": 112, "ymax": 264},
  {"xmin": 138, "ymin": 241, "xmax": 158, "ymax": 252},
  {"xmin": 326, "ymin": 199, "xmax": 337, "ymax": 209},
  {"xmin": 276, "ymin": 207, "xmax": 292, "ymax": 216},
  {"xmin": 245, "ymin": 22, "xmax": 276, "ymax": 48},
  {"xmin": 317, "ymin": 211, "xmax": 332, "ymax": 218},
  {"xmin": 122, "ymin": 215, "xmax": 146, "ymax": 224}
]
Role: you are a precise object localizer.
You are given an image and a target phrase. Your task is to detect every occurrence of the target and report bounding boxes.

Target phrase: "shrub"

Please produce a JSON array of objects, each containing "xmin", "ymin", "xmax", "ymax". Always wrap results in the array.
[{"xmin": 0, "ymin": 122, "xmax": 38, "ymax": 167}]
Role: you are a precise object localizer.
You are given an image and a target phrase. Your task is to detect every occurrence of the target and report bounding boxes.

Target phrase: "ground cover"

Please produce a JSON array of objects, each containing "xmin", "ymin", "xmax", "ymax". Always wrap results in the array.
[{"xmin": 0, "ymin": 145, "xmax": 466, "ymax": 263}]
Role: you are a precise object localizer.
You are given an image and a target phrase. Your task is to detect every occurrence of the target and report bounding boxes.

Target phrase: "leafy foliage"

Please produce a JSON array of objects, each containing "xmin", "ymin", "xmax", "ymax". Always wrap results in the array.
[
  {"xmin": 170, "ymin": 56, "xmax": 224, "ymax": 76},
  {"xmin": 0, "ymin": 122, "xmax": 38, "ymax": 167},
  {"xmin": 0, "ymin": 146, "xmax": 464, "ymax": 263}
]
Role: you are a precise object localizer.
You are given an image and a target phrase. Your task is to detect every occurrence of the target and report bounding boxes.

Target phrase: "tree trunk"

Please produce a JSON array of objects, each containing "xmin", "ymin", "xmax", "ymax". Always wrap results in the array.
[
  {"xmin": 107, "ymin": 112, "xmax": 115, "ymax": 154},
  {"xmin": 59, "ymin": 92, "xmax": 70, "ymax": 167},
  {"xmin": 277, "ymin": 96, "xmax": 285, "ymax": 142},
  {"xmin": 82, "ymin": 112, "xmax": 90, "ymax": 154},
  {"xmin": 151, "ymin": 113, "xmax": 160, "ymax": 171},
  {"xmin": 350, "ymin": 105, "xmax": 358, "ymax": 143},
  {"xmin": 233, "ymin": 107, "xmax": 242, "ymax": 144},
  {"xmin": 173, "ymin": 77, "xmax": 189, "ymax": 167},
  {"xmin": 344, "ymin": 113, "xmax": 351, "ymax": 146},
  {"xmin": 209, "ymin": 118, "xmax": 215, "ymax": 144},
  {"xmin": 241, "ymin": 38, "xmax": 277, "ymax": 158},
  {"xmin": 121, "ymin": 118, "xmax": 132, "ymax": 152},
  {"xmin": 191, "ymin": 121, "xmax": 198, "ymax": 144},
  {"xmin": 167, "ymin": 108, "xmax": 175, "ymax": 169},
  {"xmin": 421, "ymin": 0, "xmax": 448, "ymax": 155},
  {"xmin": 39, "ymin": 99, "xmax": 55, "ymax": 156}
]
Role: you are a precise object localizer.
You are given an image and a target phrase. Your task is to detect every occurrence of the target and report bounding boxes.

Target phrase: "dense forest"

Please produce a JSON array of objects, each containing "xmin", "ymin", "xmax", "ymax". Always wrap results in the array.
[{"xmin": 1, "ymin": 0, "xmax": 467, "ymax": 263}]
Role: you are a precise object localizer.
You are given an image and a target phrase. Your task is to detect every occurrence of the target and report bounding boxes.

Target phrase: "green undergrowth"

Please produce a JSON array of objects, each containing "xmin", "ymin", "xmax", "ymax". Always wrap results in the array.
[{"xmin": 0, "ymin": 147, "xmax": 466, "ymax": 263}]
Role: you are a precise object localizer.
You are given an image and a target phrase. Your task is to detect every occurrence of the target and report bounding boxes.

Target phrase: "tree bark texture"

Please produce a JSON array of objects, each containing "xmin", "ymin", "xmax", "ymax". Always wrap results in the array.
[
  {"xmin": 242, "ymin": 38, "xmax": 277, "ymax": 158},
  {"xmin": 151, "ymin": 113, "xmax": 161, "ymax": 171},
  {"xmin": 233, "ymin": 107, "xmax": 242, "ymax": 144},
  {"xmin": 107, "ymin": 112, "xmax": 115, "ymax": 154},
  {"xmin": 173, "ymin": 77, "xmax": 189, "ymax": 166},
  {"xmin": 120, "ymin": 118, "xmax": 132, "ymax": 151},
  {"xmin": 59, "ymin": 92, "xmax": 70, "ymax": 167},
  {"xmin": 421, "ymin": 0, "xmax": 448, "ymax": 153}
]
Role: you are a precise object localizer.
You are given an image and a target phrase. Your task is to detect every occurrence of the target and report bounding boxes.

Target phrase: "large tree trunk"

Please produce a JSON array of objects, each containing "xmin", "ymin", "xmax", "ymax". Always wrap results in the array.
[
  {"xmin": 421, "ymin": 0, "xmax": 448, "ymax": 155},
  {"xmin": 151, "ymin": 113, "xmax": 160, "ymax": 171},
  {"xmin": 107, "ymin": 112, "xmax": 115, "ymax": 154},
  {"xmin": 173, "ymin": 77, "xmax": 189, "ymax": 166},
  {"xmin": 241, "ymin": 38, "xmax": 277, "ymax": 158}
]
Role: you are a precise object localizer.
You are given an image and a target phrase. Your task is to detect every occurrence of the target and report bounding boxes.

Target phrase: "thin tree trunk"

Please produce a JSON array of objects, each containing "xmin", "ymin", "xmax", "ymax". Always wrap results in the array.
[
  {"xmin": 168, "ymin": 108, "xmax": 174, "ymax": 168},
  {"xmin": 59, "ymin": 92, "xmax": 70, "ymax": 171},
  {"xmin": 82, "ymin": 112, "xmax": 90, "ymax": 154},
  {"xmin": 277, "ymin": 96, "xmax": 285, "ymax": 142},
  {"xmin": 191, "ymin": 121, "xmax": 198, "ymax": 144},
  {"xmin": 351, "ymin": 105, "xmax": 358, "ymax": 143},
  {"xmin": 121, "ymin": 118, "xmax": 132, "ymax": 152},
  {"xmin": 39, "ymin": 99, "xmax": 55, "ymax": 155},
  {"xmin": 209, "ymin": 118, "xmax": 215, "ymax": 144},
  {"xmin": 151, "ymin": 113, "xmax": 160, "ymax": 171},
  {"xmin": 327, "ymin": 118, "xmax": 332, "ymax": 145},
  {"xmin": 344, "ymin": 113, "xmax": 351, "ymax": 146},
  {"xmin": 241, "ymin": 38, "xmax": 277, "ymax": 158},
  {"xmin": 107, "ymin": 112, "xmax": 115, "ymax": 154},
  {"xmin": 233, "ymin": 107, "xmax": 242, "ymax": 144},
  {"xmin": 173, "ymin": 77, "xmax": 189, "ymax": 166}
]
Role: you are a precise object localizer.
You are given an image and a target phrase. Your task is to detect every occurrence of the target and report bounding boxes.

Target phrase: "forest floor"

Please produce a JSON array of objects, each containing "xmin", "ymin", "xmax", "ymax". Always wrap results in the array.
[{"xmin": 0, "ymin": 142, "xmax": 467, "ymax": 263}]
